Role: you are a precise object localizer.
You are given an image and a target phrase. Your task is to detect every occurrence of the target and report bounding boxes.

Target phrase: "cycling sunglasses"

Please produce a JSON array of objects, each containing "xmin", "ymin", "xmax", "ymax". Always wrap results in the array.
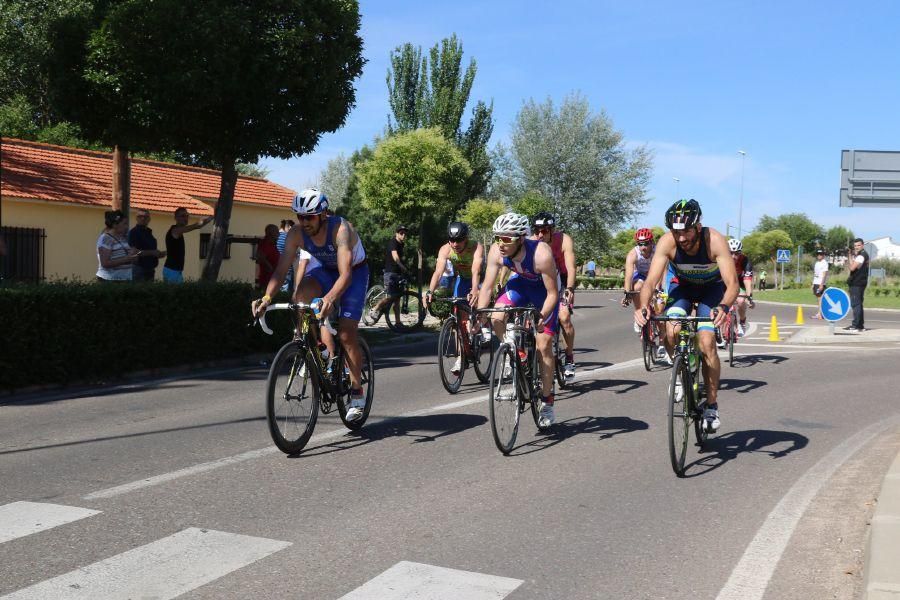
[
  {"xmin": 297, "ymin": 213, "xmax": 321, "ymax": 222},
  {"xmin": 637, "ymin": 241, "xmax": 651, "ymax": 247},
  {"xmin": 493, "ymin": 234, "xmax": 519, "ymax": 244},
  {"xmin": 535, "ymin": 226, "xmax": 552, "ymax": 234}
]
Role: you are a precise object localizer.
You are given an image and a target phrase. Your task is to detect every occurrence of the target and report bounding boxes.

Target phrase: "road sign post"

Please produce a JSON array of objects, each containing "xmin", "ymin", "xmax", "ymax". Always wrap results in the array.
[{"xmin": 776, "ymin": 249, "xmax": 791, "ymax": 290}]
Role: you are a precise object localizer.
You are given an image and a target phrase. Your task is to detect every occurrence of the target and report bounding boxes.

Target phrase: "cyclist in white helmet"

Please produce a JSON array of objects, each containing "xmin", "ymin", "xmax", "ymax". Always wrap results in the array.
[
  {"xmin": 252, "ymin": 188, "xmax": 369, "ymax": 422},
  {"xmin": 727, "ymin": 237, "xmax": 754, "ymax": 338},
  {"xmin": 476, "ymin": 212, "xmax": 560, "ymax": 428}
]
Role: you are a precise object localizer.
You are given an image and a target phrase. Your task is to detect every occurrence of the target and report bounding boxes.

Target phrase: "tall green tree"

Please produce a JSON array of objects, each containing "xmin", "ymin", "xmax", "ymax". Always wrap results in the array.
[
  {"xmin": 743, "ymin": 229, "xmax": 793, "ymax": 285},
  {"xmin": 386, "ymin": 34, "xmax": 494, "ymax": 201},
  {"xmin": 49, "ymin": 0, "xmax": 364, "ymax": 280},
  {"xmin": 510, "ymin": 190, "xmax": 553, "ymax": 218},
  {"xmin": 755, "ymin": 213, "xmax": 823, "ymax": 251},
  {"xmin": 823, "ymin": 225, "xmax": 855, "ymax": 257},
  {"xmin": 319, "ymin": 153, "xmax": 354, "ymax": 212},
  {"xmin": 459, "ymin": 197, "xmax": 505, "ymax": 247},
  {"xmin": 493, "ymin": 93, "xmax": 653, "ymax": 260}
]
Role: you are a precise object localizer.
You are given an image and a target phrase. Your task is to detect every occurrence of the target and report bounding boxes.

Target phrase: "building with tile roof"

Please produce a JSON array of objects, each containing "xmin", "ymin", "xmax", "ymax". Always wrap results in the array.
[{"xmin": 1, "ymin": 138, "xmax": 297, "ymax": 282}]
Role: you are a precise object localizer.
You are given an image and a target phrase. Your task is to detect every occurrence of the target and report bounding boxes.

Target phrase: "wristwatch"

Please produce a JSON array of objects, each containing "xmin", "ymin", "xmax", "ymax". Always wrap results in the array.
[{"xmin": 718, "ymin": 303, "xmax": 729, "ymax": 314}]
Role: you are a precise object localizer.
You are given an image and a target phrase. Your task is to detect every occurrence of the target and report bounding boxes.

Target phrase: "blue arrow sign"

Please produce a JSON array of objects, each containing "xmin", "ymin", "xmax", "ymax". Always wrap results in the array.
[
  {"xmin": 776, "ymin": 249, "xmax": 792, "ymax": 263},
  {"xmin": 821, "ymin": 287, "xmax": 851, "ymax": 322}
]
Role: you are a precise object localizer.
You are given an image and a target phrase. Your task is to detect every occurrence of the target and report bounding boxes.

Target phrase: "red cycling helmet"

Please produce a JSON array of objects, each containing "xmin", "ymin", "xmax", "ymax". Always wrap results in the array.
[{"xmin": 634, "ymin": 228, "xmax": 654, "ymax": 243}]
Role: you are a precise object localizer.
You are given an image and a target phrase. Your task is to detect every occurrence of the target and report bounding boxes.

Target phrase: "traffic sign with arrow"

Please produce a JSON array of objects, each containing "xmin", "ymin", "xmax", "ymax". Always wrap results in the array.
[{"xmin": 821, "ymin": 287, "xmax": 851, "ymax": 322}]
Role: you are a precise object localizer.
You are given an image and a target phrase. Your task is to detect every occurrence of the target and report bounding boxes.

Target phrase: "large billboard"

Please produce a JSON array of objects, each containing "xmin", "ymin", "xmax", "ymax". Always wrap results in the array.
[{"xmin": 840, "ymin": 150, "xmax": 900, "ymax": 208}]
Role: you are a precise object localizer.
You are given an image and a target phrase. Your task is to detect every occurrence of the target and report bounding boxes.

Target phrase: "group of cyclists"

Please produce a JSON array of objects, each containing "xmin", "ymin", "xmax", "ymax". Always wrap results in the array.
[{"xmin": 252, "ymin": 190, "xmax": 756, "ymax": 437}]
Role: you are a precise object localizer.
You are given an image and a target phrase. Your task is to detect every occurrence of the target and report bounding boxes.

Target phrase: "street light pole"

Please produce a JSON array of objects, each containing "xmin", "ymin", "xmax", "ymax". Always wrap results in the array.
[
  {"xmin": 737, "ymin": 150, "xmax": 746, "ymax": 238},
  {"xmin": 673, "ymin": 177, "xmax": 680, "ymax": 200}
]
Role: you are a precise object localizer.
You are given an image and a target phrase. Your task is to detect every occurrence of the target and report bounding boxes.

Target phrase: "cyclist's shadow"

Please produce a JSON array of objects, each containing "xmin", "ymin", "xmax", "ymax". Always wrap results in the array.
[
  {"xmin": 682, "ymin": 429, "xmax": 809, "ymax": 477},
  {"xmin": 729, "ymin": 354, "xmax": 789, "ymax": 368},
  {"xmin": 290, "ymin": 413, "xmax": 487, "ymax": 458},
  {"xmin": 509, "ymin": 415, "xmax": 649, "ymax": 456}
]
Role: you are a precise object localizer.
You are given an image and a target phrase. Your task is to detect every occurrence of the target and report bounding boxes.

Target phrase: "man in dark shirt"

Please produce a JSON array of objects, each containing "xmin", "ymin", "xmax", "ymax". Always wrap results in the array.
[
  {"xmin": 128, "ymin": 209, "xmax": 166, "ymax": 281},
  {"xmin": 845, "ymin": 237, "xmax": 870, "ymax": 332},
  {"xmin": 163, "ymin": 207, "xmax": 213, "ymax": 283},
  {"xmin": 368, "ymin": 224, "xmax": 409, "ymax": 320}
]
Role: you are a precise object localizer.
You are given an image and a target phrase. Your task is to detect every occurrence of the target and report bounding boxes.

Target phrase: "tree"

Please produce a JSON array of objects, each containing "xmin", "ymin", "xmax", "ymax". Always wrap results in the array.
[
  {"xmin": 755, "ymin": 213, "xmax": 823, "ymax": 251},
  {"xmin": 510, "ymin": 190, "xmax": 553, "ymax": 218},
  {"xmin": 357, "ymin": 128, "xmax": 472, "ymax": 228},
  {"xmin": 48, "ymin": 0, "xmax": 364, "ymax": 280},
  {"xmin": 823, "ymin": 225, "xmax": 855, "ymax": 258},
  {"xmin": 319, "ymin": 153, "xmax": 354, "ymax": 212},
  {"xmin": 493, "ymin": 93, "xmax": 653, "ymax": 261},
  {"xmin": 459, "ymin": 197, "xmax": 505, "ymax": 246},
  {"xmin": 235, "ymin": 162, "xmax": 270, "ymax": 179},
  {"xmin": 386, "ymin": 34, "xmax": 494, "ymax": 202},
  {"xmin": 743, "ymin": 229, "xmax": 793, "ymax": 286}
]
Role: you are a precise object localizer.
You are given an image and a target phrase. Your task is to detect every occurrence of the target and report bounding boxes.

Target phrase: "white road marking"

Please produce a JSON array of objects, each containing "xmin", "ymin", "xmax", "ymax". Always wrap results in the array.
[
  {"xmin": 0, "ymin": 527, "xmax": 290, "ymax": 600},
  {"xmin": 0, "ymin": 502, "xmax": 100, "ymax": 544},
  {"xmin": 338, "ymin": 561, "xmax": 522, "ymax": 600},
  {"xmin": 715, "ymin": 416, "xmax": 900, "ymax": 600},
  {"xmin": 84, "ymin": 356, "xmax": 647, "ymax": 500}
]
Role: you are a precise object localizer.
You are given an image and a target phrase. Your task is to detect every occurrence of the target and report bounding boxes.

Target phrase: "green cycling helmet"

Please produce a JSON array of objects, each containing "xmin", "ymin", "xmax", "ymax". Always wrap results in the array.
[{"xmin": 665, "ymin": 199, "xmax": 702, "ymax": 230}]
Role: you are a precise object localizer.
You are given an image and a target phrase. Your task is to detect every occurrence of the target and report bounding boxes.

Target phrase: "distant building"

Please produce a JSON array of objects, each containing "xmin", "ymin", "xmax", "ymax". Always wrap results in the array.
[
  {"xmin": 1, "ymin": 138, "xmax": 296, "ymax": 282},
  {"xmin": 865, "ymin": 236, "xmax": 900, "ymax": 260}
]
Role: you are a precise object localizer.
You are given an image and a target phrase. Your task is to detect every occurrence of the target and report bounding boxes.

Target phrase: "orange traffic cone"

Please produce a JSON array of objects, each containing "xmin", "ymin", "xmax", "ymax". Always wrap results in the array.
[
  {"xmin": 768, "ymin": 315, "xmax": 781, "ymax": 342},
  {"xmin": 795, "ymin": 305, "xmax": 804, "ymax": 325}
]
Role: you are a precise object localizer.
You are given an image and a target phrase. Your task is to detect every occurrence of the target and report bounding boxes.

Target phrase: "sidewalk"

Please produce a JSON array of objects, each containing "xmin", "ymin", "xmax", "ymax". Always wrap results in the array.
[
  {"xmin": 755, "ymin": 299, "xmax": 900, "ymax": 313},
  {"xmin": 865, "ymin": 445, "xmax": 900, "ymax": 599},
  {"xmin": 788, "ymin": 325, "xmax": 900, "ymax": 345}
]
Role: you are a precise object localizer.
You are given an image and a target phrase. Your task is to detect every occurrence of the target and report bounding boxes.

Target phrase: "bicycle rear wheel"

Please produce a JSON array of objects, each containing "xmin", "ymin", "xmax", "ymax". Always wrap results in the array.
[
  {"xmin": 336, "ymin": 337, "xmax": 375, "ymax": 430},
  {"xmin": 530, "ymin": 346, "xmax": 546, "ymax": 430},
  {"xmin": 489, "ymin": 343, "xmax": 521, "ymax": 454},
  {"xmin": 642, "ymin": 324, "xmax": 653, "ymax": 371},
  {"xmin": 727, "ymin": 312, "xmax": 737, "ymax": 364},
  {"xmin": 472, "ymin": 326, "xmax": 495, "ymax": 384},
  {"xmin": 266, "ymin": 341, "xmax": 320, "ymax": 454},
  {"xmin": 668, "ymin": 354, "xmax": 691, "ymax": 476},
  {"xmin": 384, "ymin": 291, "xmax": 425, "ymax": 332},
  {"xmin": 438, "ymin": 317, "xmax": 464, "ymax": 393},
  {"xmin": 553, "ymin": 329, "xmax": 570, "ymax": 389},
  {"xmin": 362, "ymin": 285, "xmax": 386, "ymax": 325}
]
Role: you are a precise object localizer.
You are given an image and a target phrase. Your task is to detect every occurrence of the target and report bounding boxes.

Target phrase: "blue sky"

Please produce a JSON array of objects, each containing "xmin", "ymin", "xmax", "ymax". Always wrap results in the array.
[{"xmin": 260, "ymin": 0, "xmax": 900, "ymax": 243}]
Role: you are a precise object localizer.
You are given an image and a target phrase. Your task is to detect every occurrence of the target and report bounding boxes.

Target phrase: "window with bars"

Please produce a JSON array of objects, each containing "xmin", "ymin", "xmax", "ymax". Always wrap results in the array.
[{"xmin": 0, "ymin": 226, "xmax": 45, "ymax": 283}]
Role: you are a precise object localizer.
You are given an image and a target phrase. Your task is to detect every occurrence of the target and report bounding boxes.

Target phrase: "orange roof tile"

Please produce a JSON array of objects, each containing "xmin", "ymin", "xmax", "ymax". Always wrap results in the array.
[{"xmin": 1, "ymin": 138, "xmax": 296, "ymax": 215}]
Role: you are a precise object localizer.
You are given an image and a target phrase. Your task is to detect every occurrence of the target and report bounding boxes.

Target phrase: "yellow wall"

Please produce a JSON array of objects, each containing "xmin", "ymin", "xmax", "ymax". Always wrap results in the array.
[{"xmin": 1, "ymin": 197, "xmax": 294, "ymax": 282}]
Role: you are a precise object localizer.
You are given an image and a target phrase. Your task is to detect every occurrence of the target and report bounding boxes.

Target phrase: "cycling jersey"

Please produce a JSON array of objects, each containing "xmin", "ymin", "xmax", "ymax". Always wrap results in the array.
[
  {"xmin": 632, "ymin": 245, "xmax": 653, "ymax": 281},
  {"xmin": 665, "ymin": 229, "xmax": 723, "ymax": 331},
  {"xmin": 732, "ymin": 253, "xmax": 753, "ymax": 279},
  {"xmin": 298, "ymin": 216, "xmax": 368, "ymax": 321},
  {"xmin": 449, "ymin": 242, "xmax": 477, "ymax": 277},
  {"xmin": 300, "ymin": 215, "xmax": 366, "ymax": 270},
  {"xmin": 669, "ymin": 228, "xmax": 721, "ymax": 286},
  {"xmin": 497, "ymin": 238, "xmax": 559, "ymax": 334},
  {"xmin": 549, "ymin": 232, "xmax": 568, "ymax": 280}
]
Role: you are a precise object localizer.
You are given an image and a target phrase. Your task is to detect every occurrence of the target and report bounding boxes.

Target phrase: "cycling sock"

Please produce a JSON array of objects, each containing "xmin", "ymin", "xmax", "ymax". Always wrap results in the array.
[
  {"xmin": 565, "ymin": 352, "xmax": 574, "ymax": 362},
  {"xmin": 351, "ymin": 388, "xmax": 364, "ymax": 396},
  {"xmin": 707, "ymin": 402, "xmax": 718, "ymax": 410},
  {"xmin": 542, "ymin": 394, "xmax": 554, "ymax": 405}
]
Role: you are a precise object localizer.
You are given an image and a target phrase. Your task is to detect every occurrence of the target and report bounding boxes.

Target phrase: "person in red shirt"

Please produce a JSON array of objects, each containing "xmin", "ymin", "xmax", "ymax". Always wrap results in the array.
[{"xmin": 256, "ymin": 224, "xmax": 281, "ymax": 290}]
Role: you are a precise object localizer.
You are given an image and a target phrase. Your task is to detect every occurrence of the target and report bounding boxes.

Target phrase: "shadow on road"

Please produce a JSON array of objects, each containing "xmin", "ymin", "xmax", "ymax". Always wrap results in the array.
[
  {"xmin": 509, "ymin": 415, "xmax": 649, "ymax": 456},
  {"xmin": 718, "ymin": 378, "xmax": 768, "ymax": 394},
  {"xmin": 565, "ymin": 378, "xmax": 648, "ymax": 395},
  {"xmin": 729, "ymin": 354, "xmax": 789, "ymax": 368},
  {"xmin": 292, "ymin": 413, "xmax": 487, "ymax": 458},
  {"xmin": 682, "ymin": 428, "xmax": 809, "ymax": 477}
]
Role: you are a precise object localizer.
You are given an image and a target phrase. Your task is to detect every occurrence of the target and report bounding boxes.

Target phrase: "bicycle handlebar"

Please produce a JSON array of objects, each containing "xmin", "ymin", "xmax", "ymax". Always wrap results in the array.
[{"xmin": 256, "ymin": 301, "xmax": 336, "ymax": 336}]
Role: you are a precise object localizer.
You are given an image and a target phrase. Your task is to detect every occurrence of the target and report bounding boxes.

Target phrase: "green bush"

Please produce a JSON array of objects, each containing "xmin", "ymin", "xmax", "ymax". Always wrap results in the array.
[{"xmin": 0, "ymin": 281, "xmax": 292, "ymax": 391}]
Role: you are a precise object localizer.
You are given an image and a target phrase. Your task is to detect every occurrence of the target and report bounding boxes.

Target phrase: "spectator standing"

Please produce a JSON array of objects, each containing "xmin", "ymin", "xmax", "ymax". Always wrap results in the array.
[
  {"xmin": 163, "ymin": 207, "xmax": 213, "ymax": 282},
  {"xmin": 368, "ymin": 224, "xmax": 409, "ymax": 320},
  {"xmin": 811, "ymin": 249, "xmax": 829, "ymax": 319},
  {"xmin": 97, "ymin": 210, "xmax": 138, "ymax": 282},
  {"xmin": 128, "ymin": 209, "xmax": 166, "ymax": 281},
  {"xmin": 277, "ymin": 219, "xmax": 295, "ymax": 292},
  {"xmin": 256, "ymin": 224, "xmax": 281, "ymax": 290},
  {"xmin": 585, "ymin": 259, "xmax": 596, "ymax": 278},
  {"xmin": 845, "ymin": 238, "xmax": 869, "ymax": 331},
  {"xmin": 759, "ymin": 269, "xmax": 767, "ymax": 290}
]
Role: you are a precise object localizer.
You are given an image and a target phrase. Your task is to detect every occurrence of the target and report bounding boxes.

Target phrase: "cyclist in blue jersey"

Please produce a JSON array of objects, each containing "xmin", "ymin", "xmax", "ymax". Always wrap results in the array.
[
  {"xmin": 634, "ymin": 199, "xmax": 739, "ymax": 432},
  {"xmin": 253, "ymin": 188, "xmax": 370, "ymax": 422},
  {"xmin": 477, "ymin": 213, "xmax": 560, "ymax": 428}
]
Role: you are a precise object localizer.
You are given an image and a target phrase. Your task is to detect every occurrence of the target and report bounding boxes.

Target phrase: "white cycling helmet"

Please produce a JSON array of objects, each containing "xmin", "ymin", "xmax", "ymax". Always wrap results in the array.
[
  {"xmin": 492, "ymin": 212, "xmax": 530, "ymax": 236},
  {"xmin": 292, "ymin": 188, "xmax": 328, "ymax": 215},
  {"xmin": 728, "ymin": 238, "xmax": 743, "ymax": 252}
]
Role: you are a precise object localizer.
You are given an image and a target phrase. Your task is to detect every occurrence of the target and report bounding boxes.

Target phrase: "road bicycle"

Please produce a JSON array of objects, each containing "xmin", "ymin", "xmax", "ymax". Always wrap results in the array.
[
  {"xmin": 366, "ymin": 276, "xmax": 425, "ymax": 332},
  {"xmin": 432, "ymin": 296, "xmax": 494, "ymax": 393},
  {"xmin": 257, "ymin": 301, "xmax": 375, "ymax": 454},
  {"xmin": 362, "ymin": 284, "xmax": 385, "ymax": 326},
  {"xmin": 552, "ymin": 299, "xmax": 574, "ymax": 388},
  {"xmin": 650, "ymin": 313, "xmax": 713, "ymax": 477},
  {"xmin": 624, "ymin": 290, "xmax": 668, "ymax": 371},
  {"xmin": 482, "ymin": 306, "xmax": 549, "ymax": 455},
  {"xmin": 719, "ymin": 294, "xmax": 754, "ymax": 365}
]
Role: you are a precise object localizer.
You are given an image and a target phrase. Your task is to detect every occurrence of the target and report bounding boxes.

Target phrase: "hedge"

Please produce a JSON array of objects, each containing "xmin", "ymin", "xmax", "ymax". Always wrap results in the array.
[
  {"xmin": 0, "ymin": 281, "xmax": 295, "ymax": 391},
  {"xmin": 575, "ymin": 276, "xmax": 624, "ymax": 290}
]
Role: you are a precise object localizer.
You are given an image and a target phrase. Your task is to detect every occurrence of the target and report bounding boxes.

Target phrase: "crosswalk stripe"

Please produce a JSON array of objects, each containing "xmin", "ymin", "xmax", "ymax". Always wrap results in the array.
[
  {"xmin": 0, "ymin": 527, "xmax": 290, "ymax": 600},
  {"xmin": 338, "ymin": 561, "xmax": 523, "ymax": 600},
  {"xmin": 0, "ymin": 502, "xmax": 100, "ymax": 544}
]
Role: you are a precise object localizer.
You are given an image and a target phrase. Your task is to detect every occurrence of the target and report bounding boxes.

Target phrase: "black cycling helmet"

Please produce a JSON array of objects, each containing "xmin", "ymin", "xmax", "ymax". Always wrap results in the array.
[
  {"xmin": 665, "ymin": 199, "xmax": 702, "ymax": 230},
  {"xmin": 447, "ymin": 221, "xmax": 469, "ymax": 241},
  {"xmin": 532, "ymin": 211, "xmax": 555, "ymax": 228}
]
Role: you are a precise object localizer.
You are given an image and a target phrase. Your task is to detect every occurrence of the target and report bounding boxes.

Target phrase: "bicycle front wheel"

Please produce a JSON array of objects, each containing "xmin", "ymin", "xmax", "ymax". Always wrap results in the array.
[
  {"xmin": 384, "ymin": 291, "xmax": 425, "ymax": 332},
  {"xmin": 642, "ymin": 324, "xmax": 653, "ymax": 371},
  {"xmin": 266, "ymin": 342, "xmax": 320, "ymax": 455},
  {"xmin": 438, "ymin": 317, "xmax": 464, "ymax": 393},
  {"xmin": 362, "ymin": 285, "xmax": 386, "ymax": 326},
  {"xmin": 668, "ymin": 354, "xmax": 691, "ymax": 476},
  {"xmin": 336, "ymin": 336, "xmax": 375, "ymax": 430},
  {"xmin": 553, "ymin": 330, "xmax": 570, "ymax": 389},
  {"xmin": 489, "ymin": 343, "xmax": 521, "ymax": 454},
  {"xmin": 727, "ymin": 312, "xmax": 737, "ymax": 365},
  {"xmin": 473, "ymin": 327, "xmax": 496, "ymax": 384}
]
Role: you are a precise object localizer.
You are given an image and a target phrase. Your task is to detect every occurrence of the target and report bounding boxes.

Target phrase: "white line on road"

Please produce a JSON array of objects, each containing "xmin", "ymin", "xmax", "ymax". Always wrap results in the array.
[
  {"xmin": 83, "ymin": 356, "xmax": 646, "ymax": 500},
  {"xmin": 715, "ymin": 416, "xmax": 900, "ymax": 600},
  {"xmin": 338, "ymin": 561, "xmax": 523, "ymax": 600},
  {"xmin": 0, "ymin": 527, "xmax": 290, "ymax": 600},
  {"xmin": 0, "ymin": 502, "xmax": 100, "ymax": 544}
]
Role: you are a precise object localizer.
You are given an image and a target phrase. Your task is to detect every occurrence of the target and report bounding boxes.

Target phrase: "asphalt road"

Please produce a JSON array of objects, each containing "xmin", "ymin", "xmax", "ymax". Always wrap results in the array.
[{"xmin": 2, "ymin": 291, "xmax": 900, "ymax": 599}]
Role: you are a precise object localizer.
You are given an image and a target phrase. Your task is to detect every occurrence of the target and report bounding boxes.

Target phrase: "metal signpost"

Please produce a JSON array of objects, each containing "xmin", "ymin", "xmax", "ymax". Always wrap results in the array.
[
  {"xmin": 821, "ymin": 287, "xmax": 851, "ymax": 335},
  {"xmin": 776, "ymin": 248, "xmax": 791, "ymax": 290}
]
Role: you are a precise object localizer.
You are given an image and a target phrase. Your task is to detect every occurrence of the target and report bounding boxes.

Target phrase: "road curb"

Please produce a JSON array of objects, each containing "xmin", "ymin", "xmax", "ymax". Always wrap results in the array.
[
  {"xmin": 754, "ymin": 299, "xmax": 900, "ymax": 313},
  {"xmin": 865, "ymin": 445, "xmax": 900, "ymax": 599}
]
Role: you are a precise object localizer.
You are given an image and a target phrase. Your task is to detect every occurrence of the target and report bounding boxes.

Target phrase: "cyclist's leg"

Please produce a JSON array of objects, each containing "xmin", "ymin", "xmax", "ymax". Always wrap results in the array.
[
  {"xmin": 333, "ymin": 264, "xmax": 369, "ymax": 391},
  {"xmin": 491, "ymin": 287, "xmax": 522, "ymax": 342},
  {"xmin": 536, "ymin": 305, "xmax": 559, "ymax": 396},
  {"xmin": 374, "ymin": 272, "xmax": 399, "ymax": 314},
  {"xmin": 735, "ymin": 290, "xmax": 747, "ymax": 324},
  {"xmin": 696, "ymin": 283, "xmax": 725, "ymax": 408},
  {"xmin": 455, "ymin": 276, "xmax": 473, "ymax": 335},
  {"xmin": 298, "ymin": 267, "xmax": 336, "ymax": 353},
  {"xmin": 663, "ymin": 285, "xmax": 692, "ymax": 356}
]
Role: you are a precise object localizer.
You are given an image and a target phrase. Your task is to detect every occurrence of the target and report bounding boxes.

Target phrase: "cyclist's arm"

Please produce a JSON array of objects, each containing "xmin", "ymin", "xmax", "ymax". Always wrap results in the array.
[
  {"xmin": 392, "ymin": 248, "xmax": 408, "ymax": 274},
  {"xmin": 639, "ymin": 235, "xmax": 672, "ymax": 310},
  {"xmin": 534, "ymin": 243, "xmax": 560, "ymax": 321},
  {"xmin": 326, "ymin": 221, "xmax": 356, "ymax": 304},
  {"xmin": 477, "ymin": 245, "xmax": 501, "ymax": 310},
  {"xmin": 562, "ymin": 233, "xmax": 577, "ymax": 291},
  {"xmin": 427, "ymin": 244, "xmax": 450, "ymax": 294},
  {"xmin": 623, "ymin": 250, "xmax": 636, "ymax": 292},
  {"xmin": 471, "ymin": 242, "xmax": 485, "ymax": 291}
]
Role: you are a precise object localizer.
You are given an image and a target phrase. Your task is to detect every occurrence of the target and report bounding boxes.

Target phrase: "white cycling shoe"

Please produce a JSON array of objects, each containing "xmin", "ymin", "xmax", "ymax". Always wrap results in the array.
[
  {"xmin": 345, "ymin": 393, "xmax": 366, "ymax": 422},
  {"xmin": 563, "ymin": 361, "xmax": 575, "ymax": 381},
  {"xmin": 538, "ymin": 401, "xmax": 555, "ymax": 429},
  {"xmin": 702, "ymin": 406, "xmax": 720, "ymax": 432},
  {"xmin": 450, "ymin": 357, "xmax": 462, "ymax": 376}
]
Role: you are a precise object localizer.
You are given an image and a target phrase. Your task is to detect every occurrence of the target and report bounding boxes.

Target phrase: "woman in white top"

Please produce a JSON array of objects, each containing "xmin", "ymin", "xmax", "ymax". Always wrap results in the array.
[
  {"xmin": 97, "ymin": 210, "xmax": 139, "ymax": 281},
  {"xmin": 811, "ymin": 249, "xmax": 829, "ymax": 318}
]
